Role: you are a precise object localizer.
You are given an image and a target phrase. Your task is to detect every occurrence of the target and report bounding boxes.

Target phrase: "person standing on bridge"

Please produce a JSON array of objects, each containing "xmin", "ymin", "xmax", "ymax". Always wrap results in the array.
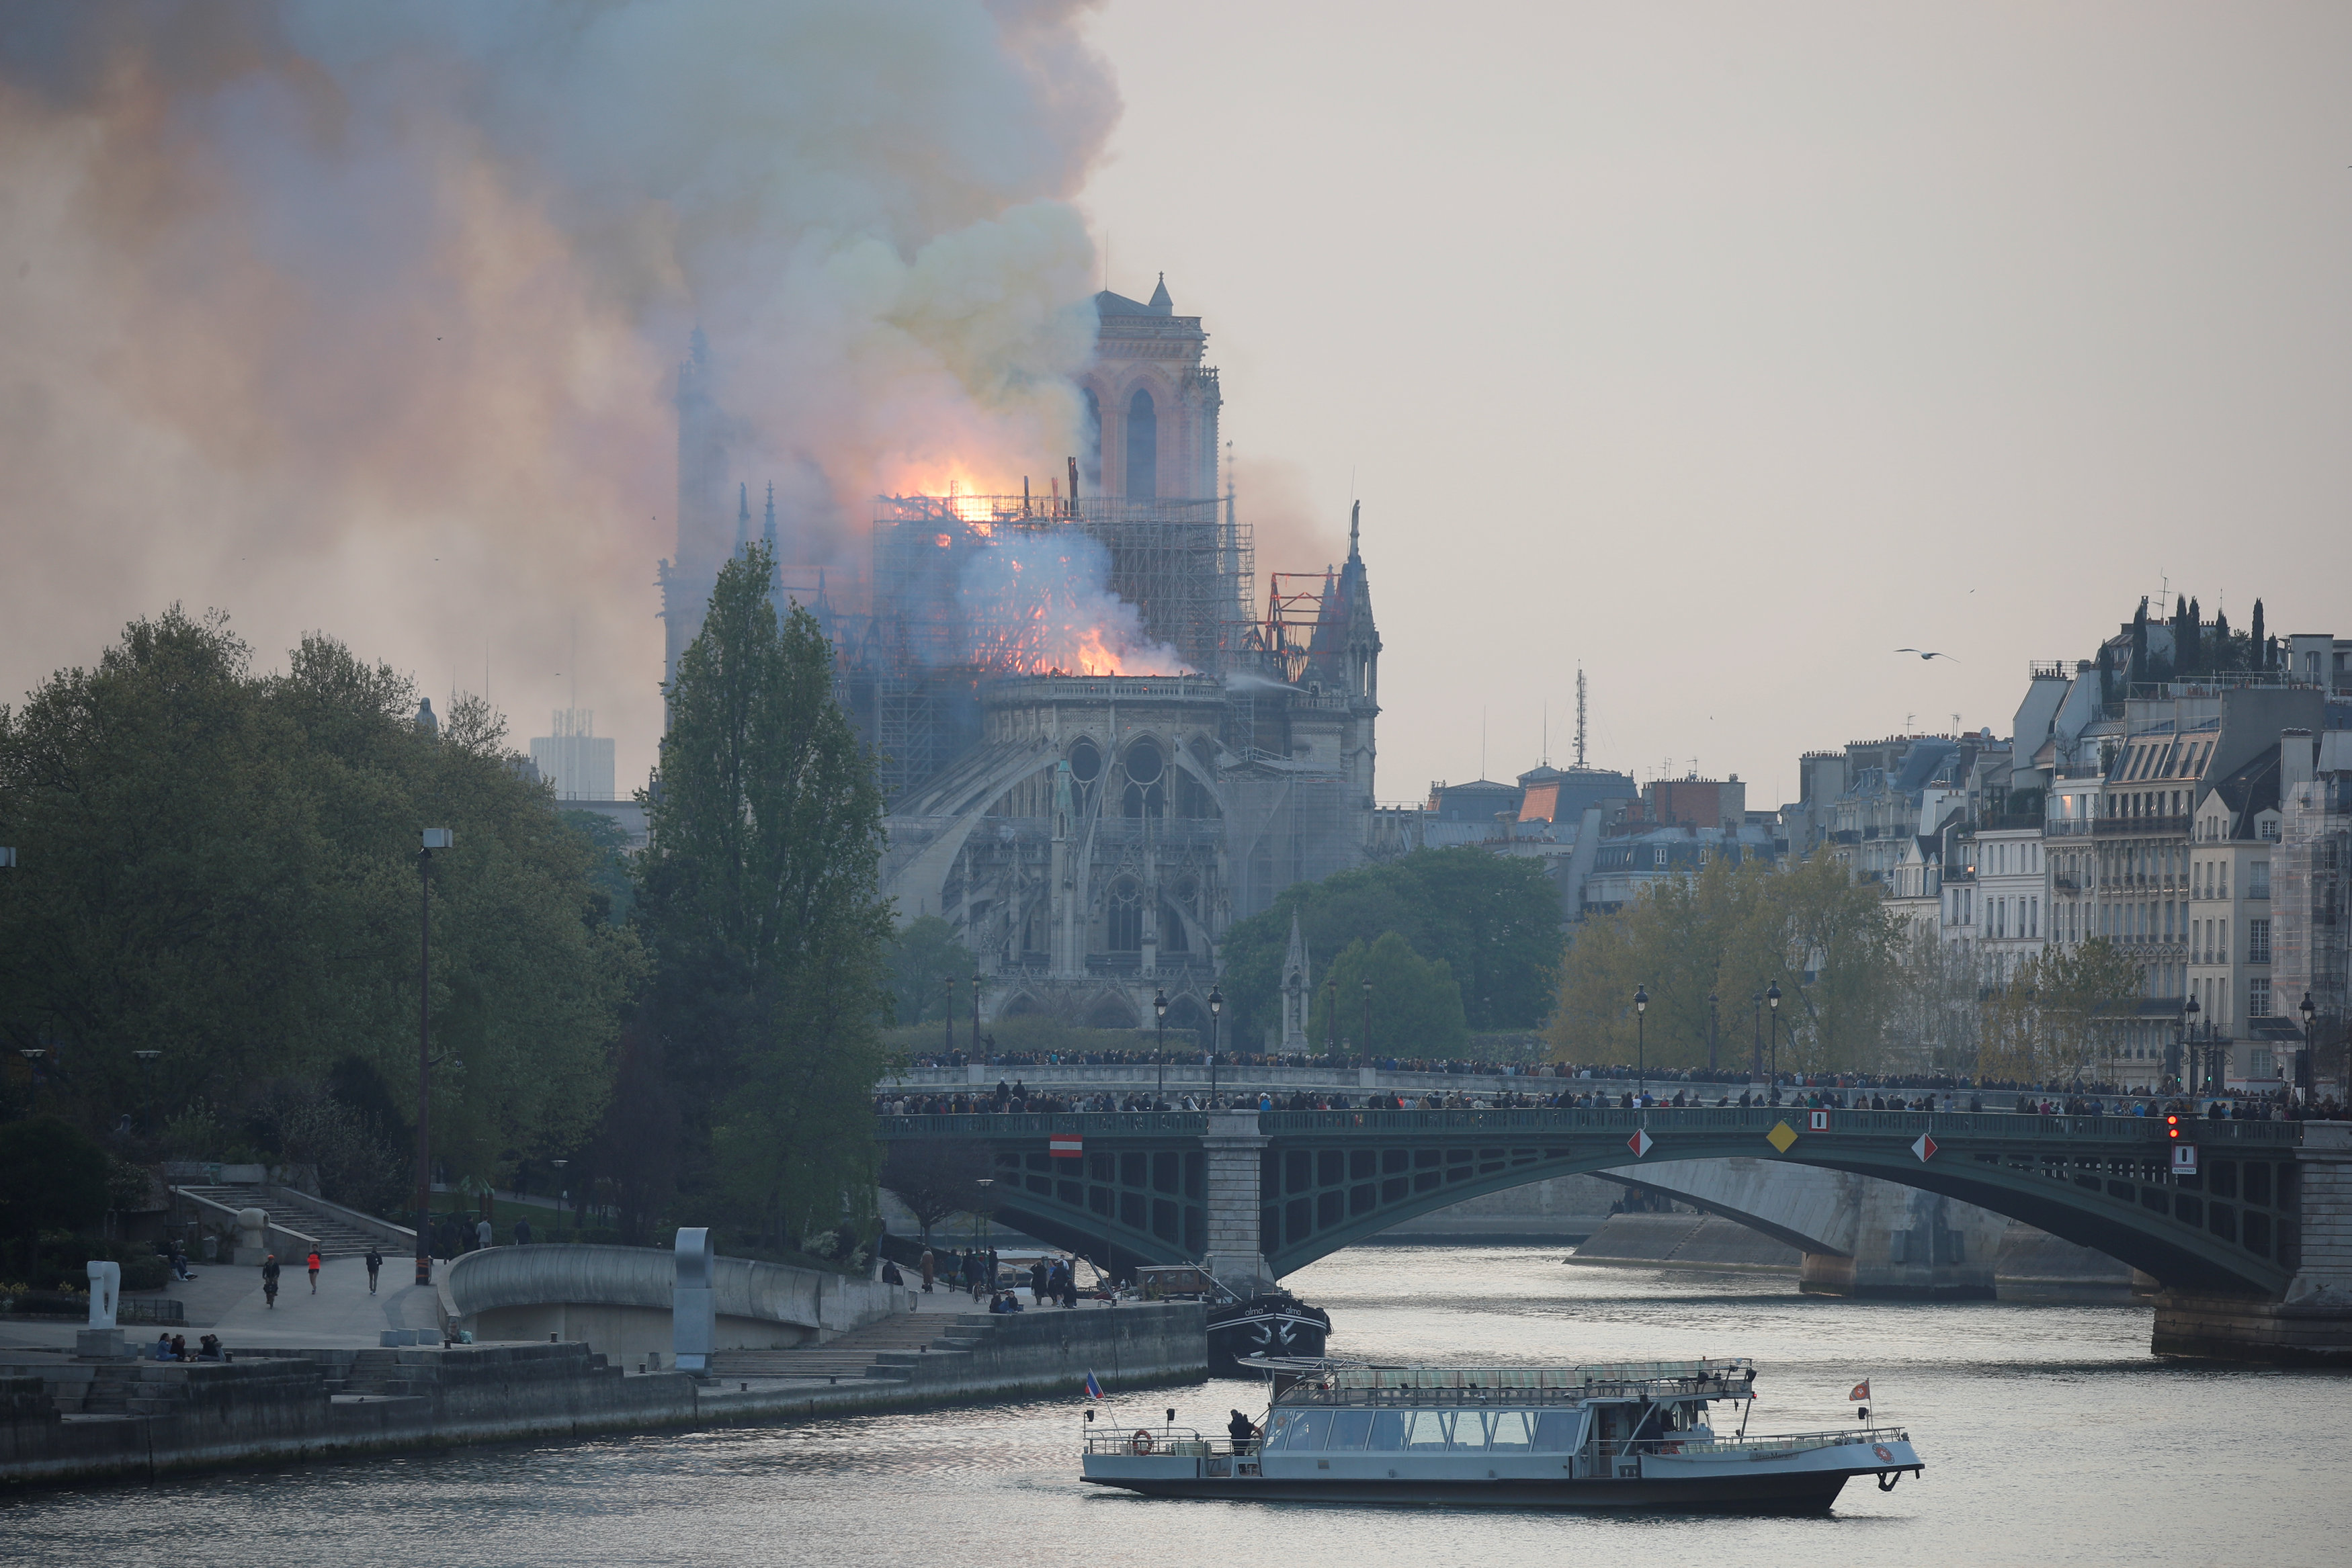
[{"xmin": 366, "ymin": 1246, "xmax": 382, "ymax": 1295}]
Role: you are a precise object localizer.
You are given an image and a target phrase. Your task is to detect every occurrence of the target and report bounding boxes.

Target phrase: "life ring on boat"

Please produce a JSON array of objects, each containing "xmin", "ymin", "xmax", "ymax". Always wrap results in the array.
[
  {"xmin": 1873, "ymin": 1444, "xmax": 1894, "ymax": 1463},
  {"xmin": 1130, "ymin": 1430, "xmax": 1156, "ymax": 1455},
  {"xmin": 1656, "ymin": 1442, "xmax": 1681, "ymax": 1455}
]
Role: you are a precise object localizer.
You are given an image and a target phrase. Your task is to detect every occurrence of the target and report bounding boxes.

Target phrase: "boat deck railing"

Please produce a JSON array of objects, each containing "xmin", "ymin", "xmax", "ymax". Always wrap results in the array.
[
  {"xmin": 1629, "ymin": 1426, "xmax": 1910, "ymax": 1458},
  {"xmin": 1284, "ymin": 1377, "xmax": 1755, "ymax": 1407},
  {"xmin": 1085, "ymin": 1430, "xmax": 1255, "ymax": 1458}
]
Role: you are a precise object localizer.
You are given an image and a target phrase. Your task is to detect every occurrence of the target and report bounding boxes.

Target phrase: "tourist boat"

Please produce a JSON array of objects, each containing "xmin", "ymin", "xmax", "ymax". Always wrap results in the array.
[
  {"xmin": 1134, "ymin": 1266, "xmax": 1331, "ymax": 1377},
  {"xmin": 1081, "ymin": 1358, "xmax": 1923, "ymax": 1511}
]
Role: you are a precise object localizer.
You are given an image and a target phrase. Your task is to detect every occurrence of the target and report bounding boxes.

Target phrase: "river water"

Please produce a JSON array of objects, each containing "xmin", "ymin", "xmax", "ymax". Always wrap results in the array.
[{"xmin": 9, "ymin": 1245, "xmax": 2347, "ymax": 1567}]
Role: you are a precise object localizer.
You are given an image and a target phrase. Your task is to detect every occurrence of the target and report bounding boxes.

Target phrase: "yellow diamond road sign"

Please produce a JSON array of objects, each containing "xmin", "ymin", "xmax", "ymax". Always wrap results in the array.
[{"xmin": 1766, "ymin": 1121, "xmax": 1798, "ymax": 1153}]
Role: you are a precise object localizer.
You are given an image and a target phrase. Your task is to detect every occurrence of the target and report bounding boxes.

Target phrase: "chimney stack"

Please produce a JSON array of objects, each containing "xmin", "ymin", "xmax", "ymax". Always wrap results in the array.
[{"xmin": 2280, "ymin": 728, "xmax": 2316, "ymax": 793}]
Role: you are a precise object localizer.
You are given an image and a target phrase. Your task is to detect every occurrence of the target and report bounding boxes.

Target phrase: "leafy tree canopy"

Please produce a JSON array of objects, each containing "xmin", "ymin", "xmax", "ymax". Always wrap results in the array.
[
  {"xmin": 634, "ymin": 546, "xmax": 897, "ymax": 1251},
  {"xmin": 1311, "ymin": 932, "xmax": 1468, "ymax": 1055},
  {"xmin": 1218, "ymin": 848, "xmax": 1562, "ymax": 1046},
  {"xmin": 0, "ymin": 607, "xmax": 640, "ymax": 1190},
  {"xmin": 888, "ymin": 914, "xmax": 975, "ymax": 1027},
  {"xmin": 1550, "ymin": 847, "xmax": 1897, "ymax": 1074}
]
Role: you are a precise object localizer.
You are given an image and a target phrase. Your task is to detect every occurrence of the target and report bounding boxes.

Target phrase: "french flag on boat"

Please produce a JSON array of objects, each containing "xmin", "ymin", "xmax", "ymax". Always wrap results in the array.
[{"xmin": 1084, "ymin": 1371, "xmax": 1106, "ymax": 1401}]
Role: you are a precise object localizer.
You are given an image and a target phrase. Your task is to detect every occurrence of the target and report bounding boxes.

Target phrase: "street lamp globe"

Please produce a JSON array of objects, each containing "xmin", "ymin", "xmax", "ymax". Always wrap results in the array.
[
  {"xmin": 1634, "ymin": 986, "xmax": 1648, "ymax": 1014},
  {"xmin": 2301, "ymin": 992, "xmax": 2316, "ymax": 1026},
  {"xmin": 1766, "ymin": 982, "xmax": 1780, "ymax": 1011}
]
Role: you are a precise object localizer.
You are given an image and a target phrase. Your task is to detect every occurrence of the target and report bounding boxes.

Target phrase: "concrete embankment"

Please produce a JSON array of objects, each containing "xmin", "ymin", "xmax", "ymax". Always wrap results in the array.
[{"xmin": 0, "ymin": 1303, "xmax": 1205, "ymax": 1489}]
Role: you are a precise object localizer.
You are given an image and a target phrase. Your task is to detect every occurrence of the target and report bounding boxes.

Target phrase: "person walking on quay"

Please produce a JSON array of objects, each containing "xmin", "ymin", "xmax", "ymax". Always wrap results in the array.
[
  {"xmin": 365, "ymin": 1246, "xmax": 383, "ymax": 1295},
  {"xmin": 476, "ymin": 1216, "xmax": 493, "ymax": 1251},
  {"xmin": 1030, "ymin": 1258, "xmax": 1048, "ymax": 1305},
  {"xmin": 261, "ymin": 1254, "xmax": 280, "ymax": 1309},
  {"xmin": 919, "ymin": 1247, "xmax": 935, "ymax": 1293},
  {"xmin": 513, "ymin": 1217, "xmax": 532, "ymax": 1246},
  {"xmin": 306, "ymin": 1250, "xmax": 323, "ymax": 1293}
]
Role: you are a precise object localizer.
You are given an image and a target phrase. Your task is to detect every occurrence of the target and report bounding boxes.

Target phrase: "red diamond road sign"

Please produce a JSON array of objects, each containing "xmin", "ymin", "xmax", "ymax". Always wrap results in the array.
[
  {"xmin": 1628, "ymin": 1129, "xmax": 1654, "ymax": 1158},
  {"xmin": 1049, "ymin": 1135, "xmax": 1083, "ymax": 1159},
  {"xmin": 1910, "ymin": 1133, "xmax": 1937, "ymax": 1162}
]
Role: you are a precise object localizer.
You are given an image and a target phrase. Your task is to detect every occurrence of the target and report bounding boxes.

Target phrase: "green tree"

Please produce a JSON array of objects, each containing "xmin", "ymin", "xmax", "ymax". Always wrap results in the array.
[
  {"xmin": 636, "ymin": 546, "xmax": 896, "ymax": 1250},
  {"xmin": 1312, "ymin": 932, "xmax": 1468, "ymax": 1054},
  {"xmin": 0, "ymin": 1117, "xmax": 109, "ymax": 1276},
  {"xmin": 0, "ymin": 608, "xmax": 637, "ymax": 1200},
  {"xmin": 1218, "ymin": 848, "xmax": 1560, "ymax": 1043},
  {"xmin": 888, "ymin": 914, "xmax": 976, "ymax": 1027},
  {"xmin": 1549, "ymin": 846, "xmax": 1898, "ymax": 1074}
]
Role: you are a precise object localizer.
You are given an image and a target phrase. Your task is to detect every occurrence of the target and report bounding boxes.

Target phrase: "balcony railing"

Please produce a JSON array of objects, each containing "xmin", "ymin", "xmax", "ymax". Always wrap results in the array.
[{"xmin": 2094, "ymin": 814, "xmax": 2189, "ymax": 838}]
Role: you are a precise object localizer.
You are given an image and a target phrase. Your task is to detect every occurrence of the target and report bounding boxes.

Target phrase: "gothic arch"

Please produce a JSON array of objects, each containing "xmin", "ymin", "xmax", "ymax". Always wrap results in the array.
[{"xmin": 1125, "ymin": 385, "xmax": 1159, "ymax": 499}]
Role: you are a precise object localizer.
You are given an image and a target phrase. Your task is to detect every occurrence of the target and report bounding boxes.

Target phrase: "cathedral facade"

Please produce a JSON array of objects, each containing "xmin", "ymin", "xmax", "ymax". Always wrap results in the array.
[{"xmin": 660, "ymin": 281, "xmax": 1382, "ymax": 1042}]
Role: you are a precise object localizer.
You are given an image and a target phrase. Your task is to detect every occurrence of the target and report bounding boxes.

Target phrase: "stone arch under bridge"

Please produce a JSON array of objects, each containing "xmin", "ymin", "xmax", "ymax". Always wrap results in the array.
[{"xmin": 876, "ymin": 1106, "xmax": 2352, "ymax": 1361}]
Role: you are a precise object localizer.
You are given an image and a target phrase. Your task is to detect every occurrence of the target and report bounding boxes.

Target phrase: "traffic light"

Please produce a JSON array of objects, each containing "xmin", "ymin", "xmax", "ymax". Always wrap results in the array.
[{"xmin": 2165, "ymin": 1113, "xmax": 2183, "ymax": 1141}]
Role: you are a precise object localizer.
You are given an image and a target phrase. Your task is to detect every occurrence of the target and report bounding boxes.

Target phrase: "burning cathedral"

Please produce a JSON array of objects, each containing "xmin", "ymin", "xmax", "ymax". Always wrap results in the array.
[{"xmin": 659, "ymin": 278, "xmax": 1381, "ymax": 1039}]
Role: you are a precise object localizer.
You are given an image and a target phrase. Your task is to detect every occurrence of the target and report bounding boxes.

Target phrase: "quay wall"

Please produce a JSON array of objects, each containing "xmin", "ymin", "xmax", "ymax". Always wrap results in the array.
[{"xmin": 0, "ymin": 1304, "xmax": 1204, "ymax": 1489}]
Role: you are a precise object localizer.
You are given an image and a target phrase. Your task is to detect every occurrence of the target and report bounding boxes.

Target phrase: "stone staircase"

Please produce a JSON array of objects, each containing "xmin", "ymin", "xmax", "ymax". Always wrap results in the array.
[
  {"xmin": 175, "ymin": 1184, "xmax": 390, "ymax": 1258},
  {"xmin": 708, "ymin": 1311, "xmax": 999, "ymax": 1385}
]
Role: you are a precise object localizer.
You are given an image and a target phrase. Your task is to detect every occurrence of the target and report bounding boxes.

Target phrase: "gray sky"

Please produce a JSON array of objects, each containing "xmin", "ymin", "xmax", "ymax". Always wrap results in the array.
[
  {"xmin": 1080, "ymin": 1, "xmax": 2352, "ymax": 803},
  {"xmin": 1, "ymin": 3, "xmax": 2345, "ymax": 812}
]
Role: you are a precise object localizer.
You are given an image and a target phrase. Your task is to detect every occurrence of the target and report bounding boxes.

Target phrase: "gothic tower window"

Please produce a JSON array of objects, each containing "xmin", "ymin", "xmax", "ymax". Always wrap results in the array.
[
  {"xmin": 1126, "ymin": 386, "xmax": 1157, "ymax": 499},
  {"xmin": 1083, "ymin": 386, "xmax": 1101, "ymax": 490}
]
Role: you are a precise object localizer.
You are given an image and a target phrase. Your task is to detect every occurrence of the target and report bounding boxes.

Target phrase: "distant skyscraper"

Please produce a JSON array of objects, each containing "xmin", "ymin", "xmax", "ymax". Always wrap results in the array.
[{"xmin": 530, "ymin": 709, "xmax": 616, "ymax": 801}]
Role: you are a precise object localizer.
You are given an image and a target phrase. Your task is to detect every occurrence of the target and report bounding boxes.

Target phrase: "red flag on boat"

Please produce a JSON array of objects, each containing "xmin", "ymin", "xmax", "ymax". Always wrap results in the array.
[{"xmin": 1849, "ymin": 1379, "xmax": 1870, "ymax": 1401}]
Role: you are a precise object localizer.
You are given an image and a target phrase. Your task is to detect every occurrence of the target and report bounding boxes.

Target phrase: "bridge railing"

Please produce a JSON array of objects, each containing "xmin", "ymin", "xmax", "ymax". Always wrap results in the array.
[
  {"xmin": 876, "ymin": 1112, "xmax": 1210, "ymax": 1138},
  {"xmin": 876, "ymin": 1106, "xmax": 2304, "ymax": 1145}
]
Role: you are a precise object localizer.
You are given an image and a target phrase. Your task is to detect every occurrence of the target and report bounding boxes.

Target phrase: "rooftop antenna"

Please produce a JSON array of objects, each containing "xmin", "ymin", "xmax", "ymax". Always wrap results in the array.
[
  {"xmin": 1542, "ymin": 699, "xmax": 1550, "ymax": 769},
  {"xmin": 1574, "ymin": 667, "xmax": 1589, "ymax": 769},
  {"xmin": 1480, "ymin": 707, "xmax": 1487, "ymax": 781}
]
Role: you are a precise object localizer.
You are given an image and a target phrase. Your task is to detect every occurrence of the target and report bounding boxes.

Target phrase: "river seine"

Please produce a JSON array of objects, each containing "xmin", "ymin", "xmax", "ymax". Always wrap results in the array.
[{"xmin": 7, "ymin": 1244, "xmax": 2347, "ymax": 1566}]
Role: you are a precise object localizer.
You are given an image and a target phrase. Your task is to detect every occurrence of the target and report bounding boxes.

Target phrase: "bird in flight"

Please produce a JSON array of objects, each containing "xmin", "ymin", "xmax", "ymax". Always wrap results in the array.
[{"xmin": 1896, "ymin": 648, "xmax": 1958, "ymax": 662}]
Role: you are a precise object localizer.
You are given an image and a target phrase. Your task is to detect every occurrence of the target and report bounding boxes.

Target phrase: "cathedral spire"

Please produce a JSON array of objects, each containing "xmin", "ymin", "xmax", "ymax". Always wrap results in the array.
[
  {"xmin": 762, "ymin": 481, "xmax": 777, "ymax": 551},
  {"xmin": 735, "ymin": 482, "xmax": 751, "ymax": 553}
]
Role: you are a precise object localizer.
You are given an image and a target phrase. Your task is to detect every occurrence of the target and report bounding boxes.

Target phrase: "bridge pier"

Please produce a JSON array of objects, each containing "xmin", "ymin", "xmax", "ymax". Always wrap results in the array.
[
  {"xmin": 1796, "ymin": 1183, "xmax": 2006, "ymax": 1301},
  {"xmin": 2153, "ymin": 1123, "xmax": 2352, "ymax": 1365},
  {"xmin": 1200, "ymin": 1111, "xmax": 1272, "ymax": 1293}
]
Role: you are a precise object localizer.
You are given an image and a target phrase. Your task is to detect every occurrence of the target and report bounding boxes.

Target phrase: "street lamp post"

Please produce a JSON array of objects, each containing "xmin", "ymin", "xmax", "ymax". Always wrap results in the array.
[
  {"xmin": 1207, "ymin": 988, "xmax": 1223, "ymax": 1106},
  {"xmin": 550, "ymin": 1159, "xmax": 569, "ymax": 1234},
  {"xmin": 1152, "ymin": 989, "xmax": 1168, "ymax": 1105},
  {"xmin": 1751, "ymin": 989, "xmax": 1763, "ymax": 1084},
  {"xmin": 1361, "ymin": 979, "xmax": 1373, "ymax": 1061},
  {"xmin": 2181, "ymin": 996, "xmax": 2201, "ymax": 1100},
  {"xmin": 943, "ymin": 975, "xmax": 956, "ymax": 1059},
  {"xmin": 1707, "ymin": 992, "xmax": 1718, "ymax": 1075},
  {"xmin": 2300, "ymin": 992, "xmax": 2317, "ymax": 1104},
  {"xmin": 414, "ymin": 828, "xmax": 452, "ymax": 1289},
  {"xmin": 971, "ymin": 971, "xmax": 983, "ymax": 1061},
  {"xmin": 17, "ymin": 1047, "xmax": 46, "ymax": 1115},
  {"xmin": 1765, "ymin": 981, "xmax": 1782, "ymax": 1104},
  {"xmin": 1633, "ymin": 986, "xmax": 1648, "ymax": 1102},
  {"xmin": 1326, "ymin": 977, "xmax": 1338, "ymax": 1057}
]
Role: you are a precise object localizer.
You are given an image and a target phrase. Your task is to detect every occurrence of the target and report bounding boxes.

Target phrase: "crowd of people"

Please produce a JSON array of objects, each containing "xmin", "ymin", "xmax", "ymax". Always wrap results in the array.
[
  {"xmin": 876, "ymin": 1073, "xmax": 2351, "ymax": 1120},
  {"xmin": 886, "ymin": 1244, "xmax": 1103, "ymax": 1310}
]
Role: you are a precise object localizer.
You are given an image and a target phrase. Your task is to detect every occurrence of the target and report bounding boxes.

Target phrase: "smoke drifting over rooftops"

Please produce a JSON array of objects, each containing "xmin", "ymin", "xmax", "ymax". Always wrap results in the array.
[{"xmin": 0, "ymin": 1, "xmax": 1118, "ymax": 781}]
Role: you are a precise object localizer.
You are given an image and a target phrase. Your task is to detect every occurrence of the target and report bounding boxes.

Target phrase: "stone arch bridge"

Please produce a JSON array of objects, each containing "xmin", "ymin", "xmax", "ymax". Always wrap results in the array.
[{"xmin": 875, "ymin": 1105, "xmax": 2352, "ymax": 1364}]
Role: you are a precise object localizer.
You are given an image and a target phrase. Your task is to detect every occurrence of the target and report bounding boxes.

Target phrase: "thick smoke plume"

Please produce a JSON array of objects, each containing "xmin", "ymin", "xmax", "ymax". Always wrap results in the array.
[{"xmin": 0, "ymin": 1, "xmax": 1118, "ymax": 781}]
